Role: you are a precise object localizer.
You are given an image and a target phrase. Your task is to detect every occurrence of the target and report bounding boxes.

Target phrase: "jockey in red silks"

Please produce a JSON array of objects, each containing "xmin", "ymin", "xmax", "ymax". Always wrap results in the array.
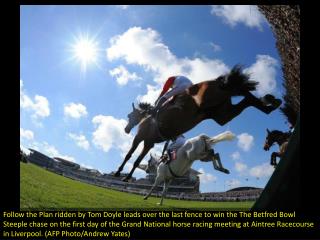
[{"xmin": 151, "ymin": 76, "xmax": 193, "ymax": 115}]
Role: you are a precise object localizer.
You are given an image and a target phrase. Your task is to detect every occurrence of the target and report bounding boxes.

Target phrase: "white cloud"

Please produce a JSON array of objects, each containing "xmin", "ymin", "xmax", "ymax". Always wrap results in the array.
[
  {"xmin": 20, "ymin": 128, "xmax": 34, "ymax": 140},
  {"xmin": 32, "ymin": 96, "xmax": 50, "ymax": 118},
  {"xmin": 20, "ymin": 79, "xmax": 50, "ymax": 120},
  {"xmin": 92, "ymin": 115, "xmax": 132, "ymax": 153},
  {"xmin": 68, "ymin": 133, "xmax": 90, "ymax": 150},
  {"xmin": 64, "ymin": 102, "xmax": 88, "ymax": 119},
  {"xmin": 29, "ymin": 141, "xmax": 76, "ymax": 162},
  {"xmin": 117, "ymin": 5, "xmax": 129, "ymax": 10},
  {"xmin": 92, "ymin": 114, "xmax": 151, "ymax": 173},
  {"xmin": 237, "ymin": 133, "xmax": 254, "ymax": 152},
  {"xmin": 198, "ymin": 168, "xmax": 217, "ymax": 184},
  {"xmin": 249, "ymin": 162, "xmax": 274, "ymax": 178},
  {"xmin": 210, "ymin": 42, "xmax": 222, "ymax": 52},
  {"xmin": 244, "ymin": 55, "xmax": 278, "ymax": 96},
  {"xmin": 235, "ymin": 161, "xmax": 248, "ymax": 174},
  {"xmin": 20, "ymin": 145, "xmax": 31, "ymax": 155},
  {"xmin": 137, "ymin": 84, "xmax": 161, "ymax": 104},
  {"xmin": 109, "ymin": 65, "xmax": 141, "ymax": 86},
  {"xmin": 42, "ymin": 142, "xmax": 59, "ymax": 157},
  {"xmin": 56, "ymin": 154, "xmax": 76, "ymax": 162},
  {"xmin": 210, "ymin": 5, "xmax": 266, "ymax": 30},
  {"xmin": 231, "ymin": 151, "xmax": 241, "ymax": 160},
  {"xmin": 106, "ymin": 27, "xmax": 229, "ymax": 102},
  {"xmin": 226, "ymin": 179, "xmax": 241, "ymax": 189},
  {"xmin": 149, "ymin": 143, "xmax": 165, "ymax": 159},
  {"xmin": 80, "ymin": 163, "xmax": 94, "ymax": 169}
]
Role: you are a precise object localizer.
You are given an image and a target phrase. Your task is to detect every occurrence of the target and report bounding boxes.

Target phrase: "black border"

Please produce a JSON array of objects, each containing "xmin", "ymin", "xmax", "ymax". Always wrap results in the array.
[{"xmin": 5, "ymin": 2, "xmax": 317, "ymax": 239}]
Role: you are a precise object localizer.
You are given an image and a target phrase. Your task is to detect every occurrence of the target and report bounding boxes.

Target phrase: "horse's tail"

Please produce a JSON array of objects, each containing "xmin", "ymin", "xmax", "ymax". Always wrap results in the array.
[
  {"xmin": 220, "ymin": 65, "xmax": 258, "ymax": 96},
  {"xmin": 206, "ymin": 131, "xmax": 235, "ymax": 146}
]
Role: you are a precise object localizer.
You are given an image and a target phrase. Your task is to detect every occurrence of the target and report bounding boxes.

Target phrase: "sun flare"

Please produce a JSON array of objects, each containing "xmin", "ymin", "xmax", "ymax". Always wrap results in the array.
[{"xmin": 72, "ymin": 34, "xmax": 99, "ymax": 73}]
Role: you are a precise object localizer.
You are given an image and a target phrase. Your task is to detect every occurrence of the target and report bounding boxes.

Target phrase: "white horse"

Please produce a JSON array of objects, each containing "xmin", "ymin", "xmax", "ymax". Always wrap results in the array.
[{"xmin": 143, "ymin": 131, "xmax": 235, "ymax": 205}]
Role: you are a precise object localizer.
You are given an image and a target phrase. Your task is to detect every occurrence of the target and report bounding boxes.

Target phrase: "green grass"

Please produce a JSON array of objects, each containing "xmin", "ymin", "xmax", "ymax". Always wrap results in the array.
[{"xmin": 20, "ymin": 162, "xmax": 254, "ymax": 210}]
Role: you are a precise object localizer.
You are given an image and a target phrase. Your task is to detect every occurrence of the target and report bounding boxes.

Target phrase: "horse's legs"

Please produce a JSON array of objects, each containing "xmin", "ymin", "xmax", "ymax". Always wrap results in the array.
[
  {"xmin": 211, "ymin": 93, "xmax": 280, "ymax": 126},
  {"xmin": 123, "ymin": 142, "xmax": 154, "ymax": 181},
  {"xmin": 209, "ymin": 98, "xmax": 250, "ymax": 125},
  {"xmin": 271, "ymin": 152, "xmax": 281, "ymax": 166},
  {"xmin": 158, "ymin": 179, "xmax": 172, "ymax": 206},
  {"xmin": 244, "ymin": 92, "xmax": 281, "ymax": 114},
  {"xmin": 213, "ymin": 153, "xmax": 230, "ymax": 174},
  {"xmin": 144, "ymin": 176, "xmax": 162, "ymax": 200},
  {"xmin": 114, "ymin": 137, "xmax": 141, "ymax": 177}
]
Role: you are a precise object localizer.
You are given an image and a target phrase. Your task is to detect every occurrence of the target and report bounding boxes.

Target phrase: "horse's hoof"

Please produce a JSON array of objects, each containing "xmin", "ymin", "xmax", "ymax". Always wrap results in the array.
[
  {"xmin": 271, "ymin": 99, "xmax": 282, "ymax": 109},
  {"xmin": 262, "ymin": 95, "xmax": 282, "ymax": 109},
  {"xmin": 157, "ymin": 202, "xmax": 163, "ymax": 206},
  {"xmin": 223, "ymin": 169, "xmax": 230, "ymax": 174}
]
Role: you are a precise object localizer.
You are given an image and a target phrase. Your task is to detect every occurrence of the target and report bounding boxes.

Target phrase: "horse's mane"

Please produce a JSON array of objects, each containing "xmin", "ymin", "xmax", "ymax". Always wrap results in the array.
[
  {"xmin": 219, "ymin": 65, "xmax": 258, "ymax": 96},
  {"xmin": 138, "ymin": 102, "xmax": 153, "ymax": 112}
]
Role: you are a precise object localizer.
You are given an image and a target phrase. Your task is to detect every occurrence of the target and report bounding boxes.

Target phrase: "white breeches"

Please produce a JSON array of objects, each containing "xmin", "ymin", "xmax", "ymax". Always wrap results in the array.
[{"xmin": 161, "ymin": 82, "xmax": 193, "ymax": 101}]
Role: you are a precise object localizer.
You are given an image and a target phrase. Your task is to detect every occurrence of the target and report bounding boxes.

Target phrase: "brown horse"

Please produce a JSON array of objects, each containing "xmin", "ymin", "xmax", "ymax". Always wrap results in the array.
[
  {"xmin": 264, "ymin": 129, "xmax": 292, "ymax": 167},
  {"xmin": 115, "ymin": 65, "xmax": 282, "ymax": 181}
]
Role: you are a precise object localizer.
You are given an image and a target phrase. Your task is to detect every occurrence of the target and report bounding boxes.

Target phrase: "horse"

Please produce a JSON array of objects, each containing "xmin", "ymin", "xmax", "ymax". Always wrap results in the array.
[
  {"xmin": 115, "ymin": 65, "xmax": 282, "ymax": 181},
  {"xmin": 145, "ymin": 154, "xmax": 159, "ymax": 174},
  {"xmin": 263, "ymin": 129, "xmax": 292, "ymax": 167},
  {"xmin": 143, "ymin": 131, "xmax": 235, "ymax": 205}
]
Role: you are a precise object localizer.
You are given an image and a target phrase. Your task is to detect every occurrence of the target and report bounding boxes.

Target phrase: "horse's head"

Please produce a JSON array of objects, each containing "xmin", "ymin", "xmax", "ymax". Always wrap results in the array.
[
  {"xmin": 125, "ymin": 103, "xmax": 144, "ymax": 134},
  {"xmin": 264, "ymin": 129, "xmax": 283, "ymax": 151},
  {"xmin": 124, "ymin": 102, "xmax": 153, "ymax": 134},
  {"xmin": 145, "ymin": 154, "xmax": 159, "ymax": 173}
]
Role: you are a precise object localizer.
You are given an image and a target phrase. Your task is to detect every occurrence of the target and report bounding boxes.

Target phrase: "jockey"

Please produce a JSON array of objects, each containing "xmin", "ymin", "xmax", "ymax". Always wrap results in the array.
[
  {"xmin": 167, "ymin": 134, "xmax": 186, "ymax": 162},
  {"xmin": 151, "ymin": 76, "xmax": 193, "ymax": 115},
  {"xmin": 160, "ymin": 134, "xmax": 186, "ymax": 163}
]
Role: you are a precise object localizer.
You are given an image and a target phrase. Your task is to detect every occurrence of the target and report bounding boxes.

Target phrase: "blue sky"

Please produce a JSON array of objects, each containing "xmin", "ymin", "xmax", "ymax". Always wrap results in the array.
[{"xmin": 20, "ymin": 5, "xmax": 288, "ymax": 193}]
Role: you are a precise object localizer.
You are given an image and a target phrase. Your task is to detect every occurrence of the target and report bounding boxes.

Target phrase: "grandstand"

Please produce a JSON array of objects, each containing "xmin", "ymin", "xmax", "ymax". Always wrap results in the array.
[{"xmin": 25, "ymin": 149, "xmax": 262, "ymax": 201}]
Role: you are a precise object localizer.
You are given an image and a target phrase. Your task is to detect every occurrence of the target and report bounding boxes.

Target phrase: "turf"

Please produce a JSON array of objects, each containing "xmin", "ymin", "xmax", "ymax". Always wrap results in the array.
[{"xmin": 20, "ymin": 162, "xmax": 254, "ymax": 210}]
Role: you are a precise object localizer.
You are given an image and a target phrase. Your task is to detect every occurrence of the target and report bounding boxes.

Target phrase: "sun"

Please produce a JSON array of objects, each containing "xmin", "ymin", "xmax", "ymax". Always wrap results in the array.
[{"xmin": 71, "ymin": 34, "xmax": 99, "ymax": 73}]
